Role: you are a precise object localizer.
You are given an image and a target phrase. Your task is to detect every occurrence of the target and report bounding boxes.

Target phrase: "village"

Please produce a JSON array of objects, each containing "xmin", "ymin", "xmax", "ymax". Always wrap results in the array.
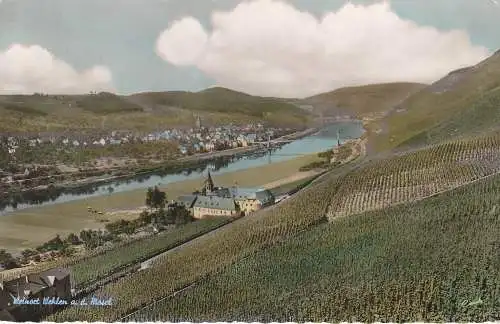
[
  {"xmin": 0, "ymin": 118, "xmax": 298, "ymax": 185},
  {"xmin": 0, "ymin": 118, "xmax": 292, "ymax": 156}
]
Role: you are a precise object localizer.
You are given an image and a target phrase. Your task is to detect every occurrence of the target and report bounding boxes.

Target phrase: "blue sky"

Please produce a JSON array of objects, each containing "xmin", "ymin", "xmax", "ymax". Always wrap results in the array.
[{"xmin": 0, "ymin": 0, "xmax": 499, "ymax": 97}]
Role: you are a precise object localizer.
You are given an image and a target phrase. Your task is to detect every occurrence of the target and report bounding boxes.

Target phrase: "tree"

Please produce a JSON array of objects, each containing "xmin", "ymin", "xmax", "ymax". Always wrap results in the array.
[
  {"xmin": 35, "ymin": 234, "xmax": 66, "ymax": 252},
  {"xmin": 0, "ymin": 249, "xmax": 19, "ymax": 269},
  {"xmin": 21, "ymin": 249, "xmax": 37, "ymax": 259},
  {"xmin": 163, "ymin": 204, "xmax": 192, "ymax": 226},
  {"xmin": 146, "ymin": 187, "xmax": 154, "ymax": 212},
  {"xmin": 146, "ymin": 186, "xmax": 166, "ymax": 212},
  {"xmin": 105, "ymin": 219, "xmax": 137, "ymax": 236},
  {"xmin": 174, "ymin": 204, "xmax": 192, "ymax": 225},
  {"xmin": 79, "ymin": 230, "xmax": 91, "ymax": 243},
  {"xmin": 65, "ymin": 233, "xmax": 82, "ymax": 245}
]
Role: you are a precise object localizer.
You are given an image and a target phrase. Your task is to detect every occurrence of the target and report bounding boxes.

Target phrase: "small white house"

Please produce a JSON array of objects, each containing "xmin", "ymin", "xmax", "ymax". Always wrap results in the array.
[{"xmin": 205, "ymin": 142, "xmax": 215, "ymax": 151}]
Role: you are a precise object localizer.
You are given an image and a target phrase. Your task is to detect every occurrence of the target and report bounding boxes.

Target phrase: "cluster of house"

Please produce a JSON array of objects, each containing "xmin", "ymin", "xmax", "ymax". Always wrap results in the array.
[
  {"xmin": 177, "ymin": 125, "xmax": 285, "ymax": 155},
  {"xmin": 176, "ymin": 171, "xmax": 275, "ymax": 218},
  {"xmin": 0, "ymin": 122, "xmax": 291, "ymax": 157},
  {"xmin": 0, "ymin": 268, "xmax": 71, "ymax": 321}
]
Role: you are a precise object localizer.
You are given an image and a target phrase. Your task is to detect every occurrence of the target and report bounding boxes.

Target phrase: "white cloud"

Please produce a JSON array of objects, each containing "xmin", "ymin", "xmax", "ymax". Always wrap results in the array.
[
  {"xmin": 0, "ymin": 44, "xmax": 115, "ymax": 95},
  {"xmin": 156, "ymin": 17, "xmax": 208, "ymax": 66},
  {"xmin": 156, "ymin": 0, "xmax": 491, "ymax": 98}
]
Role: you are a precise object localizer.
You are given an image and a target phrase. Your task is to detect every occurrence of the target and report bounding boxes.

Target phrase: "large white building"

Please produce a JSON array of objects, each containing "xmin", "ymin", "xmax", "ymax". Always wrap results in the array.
[{"xmin": 177, "ymin": 171, "xmax": 275, "ymax": 219}]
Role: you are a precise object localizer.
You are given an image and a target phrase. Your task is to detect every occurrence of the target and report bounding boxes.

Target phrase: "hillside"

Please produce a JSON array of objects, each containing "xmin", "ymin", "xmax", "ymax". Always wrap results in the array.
[
  {"xmin": 300, "ymin": 82, "xmax": 427, "ymax": 118},
  {"xmin": 0, "ymin": 88, "xmax": 312, "ymax": 132},
  {"xmin": 142, "ymin": 172, "xmax": 500, "ymax": 323},
  {"xmin": 369, "ymin": 51, "xmax": 500, "ymax": 152},
  {"xmin": 129, "ymin": 172, "xmax": 500, "ymax": 322},
  {"xmin": 128, "ymin": 87, "xmax": 311, "ymax": 128},
  {"xmin": 48, "ymin": 130, "xmax": 500, "ymax": 322}
]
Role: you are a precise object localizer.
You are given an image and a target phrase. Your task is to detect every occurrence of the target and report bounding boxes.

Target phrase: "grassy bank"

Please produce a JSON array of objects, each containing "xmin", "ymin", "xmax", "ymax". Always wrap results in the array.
[{"xmin": 0, "ymin": 154, "xmax": 321, "ymax": 252}]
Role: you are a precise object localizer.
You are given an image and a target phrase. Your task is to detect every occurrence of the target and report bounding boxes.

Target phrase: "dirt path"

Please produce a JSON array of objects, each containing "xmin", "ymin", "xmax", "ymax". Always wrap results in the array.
[{"xmin": 261, "ymin": 170, "xmax": 320, "ymax": 189}]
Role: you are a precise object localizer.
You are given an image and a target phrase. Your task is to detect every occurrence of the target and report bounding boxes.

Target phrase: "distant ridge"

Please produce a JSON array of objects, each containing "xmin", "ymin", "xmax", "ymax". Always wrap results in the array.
[
  {"xmin": 369, "ymin": 50, "xmax": 500, "ymax": 152},
  {"xmin": 300, "ymin": 82, "xmax": 426, "ymax": 118},
  {"xmin": 0, "ymin": 86, "xmax": 312, "ymax": 132}
]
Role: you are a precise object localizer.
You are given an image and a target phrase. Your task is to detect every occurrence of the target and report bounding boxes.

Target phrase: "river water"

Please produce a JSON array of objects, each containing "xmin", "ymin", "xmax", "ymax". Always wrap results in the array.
[{"xmin": 0, "ymin": 121, "xmax": 363, "ymax": 215}]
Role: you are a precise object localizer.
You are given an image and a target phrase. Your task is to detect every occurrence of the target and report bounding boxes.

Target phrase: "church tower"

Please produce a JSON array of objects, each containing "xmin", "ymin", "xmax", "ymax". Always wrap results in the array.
[
  {"xmin": 204, "ymin": 170, "xmax": 215, "ymax": 194},
  {"xmin": 195, "ymin": 115, "xmax": 202, "ymax": 129}
]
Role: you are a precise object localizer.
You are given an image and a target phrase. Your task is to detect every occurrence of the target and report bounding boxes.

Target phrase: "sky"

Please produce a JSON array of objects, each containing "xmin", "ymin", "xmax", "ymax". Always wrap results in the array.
[{"xmin": 0, "ymin": 0, "xmax": 499, "ymax": 98}]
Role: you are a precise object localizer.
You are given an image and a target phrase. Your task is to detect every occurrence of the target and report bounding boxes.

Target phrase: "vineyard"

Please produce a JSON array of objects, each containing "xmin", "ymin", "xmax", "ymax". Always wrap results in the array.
[
  {"xmin": 328, "ymin": 131, "xmax": 500, "ymax": 219},
  {"xmin": 45, "ymin": 131, "xmax": 500, "ymax": 322},
  {"xmin": 116, "ymin": 171, "xmax": 500, "ymax": 322},
  {"xmin": 69, "ymin": 217, "xmax": 232, "ymax": 287},
  {"xmin": 46, "ymin": 163, "xmax": 357, "ymax": 321}
]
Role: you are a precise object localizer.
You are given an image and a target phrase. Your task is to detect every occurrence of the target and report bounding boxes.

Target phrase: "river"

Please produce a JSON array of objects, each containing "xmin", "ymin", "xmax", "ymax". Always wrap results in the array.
[{"xmin": 0, "ymin": 121, "xmax": 363, "ymax": 215}]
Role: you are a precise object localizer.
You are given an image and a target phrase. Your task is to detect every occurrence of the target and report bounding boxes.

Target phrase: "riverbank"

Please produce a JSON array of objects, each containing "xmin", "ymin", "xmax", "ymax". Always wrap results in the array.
[{"xmin": 0, "ymin": 154, "xmax": 321, "ymax": 253}]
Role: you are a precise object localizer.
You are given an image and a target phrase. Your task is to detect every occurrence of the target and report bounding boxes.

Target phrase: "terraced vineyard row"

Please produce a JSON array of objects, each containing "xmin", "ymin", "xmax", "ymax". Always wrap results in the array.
[
  {"xmin": 46, "ymin": 164, "xmax": 356, "ymax": 322},
  {"xmin": 125, "ymin": 171, "xmax": 500, "ymax": 322},
  {"xmin": 328, "ymin": 131, "xmax": 500, "ymax": 218},
  {"xmin": 70, "ymin": 217, "xmax": 233, "ymax": 287}
]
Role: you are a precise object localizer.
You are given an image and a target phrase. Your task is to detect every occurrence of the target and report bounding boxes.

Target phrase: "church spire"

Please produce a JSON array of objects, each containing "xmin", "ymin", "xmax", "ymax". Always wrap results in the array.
[{"xmin": 205, "ymin": 170, "xmax": 215, "ymax": 194}]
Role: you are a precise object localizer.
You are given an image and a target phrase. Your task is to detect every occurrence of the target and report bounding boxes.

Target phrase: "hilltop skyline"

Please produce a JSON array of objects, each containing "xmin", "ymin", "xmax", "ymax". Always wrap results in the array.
[{"xmin": 0, "ymin": 0, "xmax": 499, "ymax": 97}]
